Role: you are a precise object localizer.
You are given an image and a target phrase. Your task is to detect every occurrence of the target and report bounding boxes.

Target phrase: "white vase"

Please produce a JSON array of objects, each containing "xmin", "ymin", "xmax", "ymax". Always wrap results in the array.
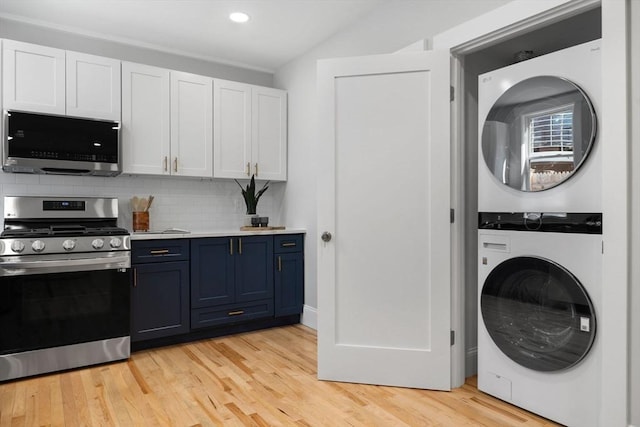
[{"xmin": 244, "ymin": 214, "xmax": 258, "ymax": 226}]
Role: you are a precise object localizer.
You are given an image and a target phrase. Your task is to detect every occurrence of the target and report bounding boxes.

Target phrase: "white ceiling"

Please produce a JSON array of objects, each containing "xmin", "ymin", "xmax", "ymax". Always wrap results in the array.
[{"xmin": 0, "ymin": 0, "xmax": 390, "ymax": 73}]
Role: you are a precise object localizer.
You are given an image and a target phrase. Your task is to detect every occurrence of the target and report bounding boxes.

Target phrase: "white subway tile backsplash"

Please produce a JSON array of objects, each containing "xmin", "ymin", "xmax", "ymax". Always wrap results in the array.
[
  {"xmin": 0, "ymin": 172, "xmax": 284, "ymax": 232},
  {"xmin": 15, "ymin": 174, "xmax": 40, "ymax": 185}
]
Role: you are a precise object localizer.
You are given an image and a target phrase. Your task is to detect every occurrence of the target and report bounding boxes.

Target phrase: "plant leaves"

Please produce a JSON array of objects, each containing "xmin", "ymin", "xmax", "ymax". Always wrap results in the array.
[
  {"xmin": 235, "ymin": 175, "xmax": 268, "ymax": 214},
  {"xmin": 256, "ymin": 181, "xmax": 270, "ymax": 201},
  {"xmin": 234, "ymin": 179, "xmax": 247, "ymax": 196}
]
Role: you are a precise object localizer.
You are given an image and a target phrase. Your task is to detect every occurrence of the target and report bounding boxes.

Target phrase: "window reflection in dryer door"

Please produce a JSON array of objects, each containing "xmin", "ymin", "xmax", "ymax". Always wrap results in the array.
[{"xmin": 481, "ymin": 76, "xmax": 597, "ymax": 192}]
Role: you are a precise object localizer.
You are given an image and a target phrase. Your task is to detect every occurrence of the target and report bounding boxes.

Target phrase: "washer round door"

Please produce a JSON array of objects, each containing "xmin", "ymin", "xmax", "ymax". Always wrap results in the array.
[{"xmin": 481, "ymin": 256, "xmax": 596, "ymax": 372}]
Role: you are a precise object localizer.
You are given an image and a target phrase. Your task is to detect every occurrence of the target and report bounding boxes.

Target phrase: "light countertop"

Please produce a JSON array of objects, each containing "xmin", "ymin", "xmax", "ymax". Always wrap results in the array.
[{"xmin": 131, "ymin": 228, "xmax": 306, "ymax": 240}]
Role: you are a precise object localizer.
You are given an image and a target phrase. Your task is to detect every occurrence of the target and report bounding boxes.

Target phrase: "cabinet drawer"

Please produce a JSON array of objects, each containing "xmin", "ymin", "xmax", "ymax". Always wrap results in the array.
[
  {"xmin": 132, "ymin": 239, "xmax": 189, "ymax": 263},
  {"xmin": 191, "ymin": 300, "xmax": 274, "ymax": 329},
  {"xmin": 274, "ymin": 234, "xmax": 303, "ymax": 253}
]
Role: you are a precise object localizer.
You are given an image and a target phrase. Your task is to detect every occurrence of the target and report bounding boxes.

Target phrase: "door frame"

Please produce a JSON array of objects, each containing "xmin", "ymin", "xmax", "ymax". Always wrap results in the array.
[{"xmin": 433, "ymin": 0, "xmax": 629, "ymax": 424}]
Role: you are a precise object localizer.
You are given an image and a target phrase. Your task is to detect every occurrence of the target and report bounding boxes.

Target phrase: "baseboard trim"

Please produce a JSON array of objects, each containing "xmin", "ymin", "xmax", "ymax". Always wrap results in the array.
[{"xmin": 301, "ymin": 305, "xmax": 317, "ymax": 330}]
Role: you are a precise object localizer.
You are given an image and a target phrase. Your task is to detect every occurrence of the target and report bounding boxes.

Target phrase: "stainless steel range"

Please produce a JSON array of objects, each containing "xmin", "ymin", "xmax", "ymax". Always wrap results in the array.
[{"xmin": 0, "ymin": 196, "xmax": 131, "ymax": 381}]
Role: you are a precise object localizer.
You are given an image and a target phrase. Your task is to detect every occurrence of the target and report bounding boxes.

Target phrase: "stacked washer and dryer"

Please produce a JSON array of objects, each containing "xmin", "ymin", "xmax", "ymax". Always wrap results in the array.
[{"xmin": 477, "ymin": 39, "xmax": 602, "ymax": 426}]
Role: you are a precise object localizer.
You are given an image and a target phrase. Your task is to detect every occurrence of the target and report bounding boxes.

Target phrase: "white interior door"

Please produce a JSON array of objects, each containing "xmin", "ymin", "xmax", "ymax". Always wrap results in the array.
[{"xmin": 317, "ymin": 51, "xmax": 451, "ymax": 390}]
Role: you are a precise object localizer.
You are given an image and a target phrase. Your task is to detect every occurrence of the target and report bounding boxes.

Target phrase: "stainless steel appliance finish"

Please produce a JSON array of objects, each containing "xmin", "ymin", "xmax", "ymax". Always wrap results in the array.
[
  {"xmin": 3, "ymin": 110, "xmax": 121, "ymax": 177},
  {"xmin": 4, "ymin": 195, "xmax": 119, "ymax": 220},
  {"xmin": 1, "ymin": 338, "xmax": 130, "ymax": 382},
  {"xmin": 0, "ymin": 196, "xmax": 131, "ymax": 381}
]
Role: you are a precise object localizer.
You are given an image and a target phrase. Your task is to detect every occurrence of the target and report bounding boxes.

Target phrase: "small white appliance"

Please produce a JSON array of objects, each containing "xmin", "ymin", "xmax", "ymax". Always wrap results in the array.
[
  {"xmin": 478, "ymin": 39, "xmax": 601, "ymax": 212},
  {"xmin": 477, "ymin": 212, "xmax": 601, "ymax": 426}
]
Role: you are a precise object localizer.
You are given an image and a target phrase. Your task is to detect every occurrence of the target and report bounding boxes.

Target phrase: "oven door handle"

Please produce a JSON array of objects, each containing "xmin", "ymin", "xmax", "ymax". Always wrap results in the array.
[{"xmin": 0, "ymin": 253, "xmax": 131, "ymax": 276}]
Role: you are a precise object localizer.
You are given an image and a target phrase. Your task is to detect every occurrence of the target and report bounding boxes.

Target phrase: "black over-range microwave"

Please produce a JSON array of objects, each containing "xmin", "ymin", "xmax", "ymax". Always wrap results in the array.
[{"xmin": 3, "ymin": 110, "xmax": 121, "ymax": 176}]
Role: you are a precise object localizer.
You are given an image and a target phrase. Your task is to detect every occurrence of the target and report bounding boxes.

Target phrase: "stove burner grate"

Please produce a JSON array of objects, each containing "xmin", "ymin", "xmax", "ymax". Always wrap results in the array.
[{"xmin": 1, "ymin": 226, "xmax": 129, "ymax": 238}]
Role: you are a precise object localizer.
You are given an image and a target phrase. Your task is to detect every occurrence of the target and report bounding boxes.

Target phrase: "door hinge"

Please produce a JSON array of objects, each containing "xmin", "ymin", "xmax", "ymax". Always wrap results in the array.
[
  {"xmin": 450, "ymin": 330, "xmax": 455, "ymax": 346},
  {"xmin": 450, "ymin": 86, "xmax": 454, "ymax": 102},
  {"xmin": 450, "ymin": 208, "xmax": 455, "ymax": 223}
]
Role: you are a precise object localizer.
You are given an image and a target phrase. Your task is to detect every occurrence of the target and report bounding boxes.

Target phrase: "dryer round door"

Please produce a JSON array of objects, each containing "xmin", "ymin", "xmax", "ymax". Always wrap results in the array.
[
  {"xmin": 481, "ymin": 256, "xmax": 596, "ymax": 372},
  {"xmin": 481, "ymin": 75, "xmax": 597, "ymax": 192}
]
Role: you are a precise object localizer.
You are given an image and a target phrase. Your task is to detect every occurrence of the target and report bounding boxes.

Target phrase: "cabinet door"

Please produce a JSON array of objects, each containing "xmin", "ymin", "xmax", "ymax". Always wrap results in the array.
[
  {"xmin": 275, "ymin": 253, "xmax": 304, "ymax": 317},
  {"xmin": 171, "ymin": 71, "xmax": 213, "ymax": 177},
  {"xmin": 121, "ymin": 62, "xmax": 170, "ymax": 174},
  {"xmin": 235, "ymin": 236, "xmax": 274, "ymax": 303},
  {"xmin": 2, "ymin": 40, "xmax": 65, "ymax": 114},
  {"xmin": 191, "ymin": 238, "xmax": 235, "ymax": 308},
  {"xmin": 66, "ymin": 51, "xmax": 121, "ymax": 121},
  {"xmin": 131, "ymin": 261, "xmax": 190, "ymax": 342},
  {"xmin": 252, "ymin": 86, "xmax": 287, "ymax": 181},
  {"xmin": 213, "ymin": 79, "xmax": 252, "ymax": 179}
]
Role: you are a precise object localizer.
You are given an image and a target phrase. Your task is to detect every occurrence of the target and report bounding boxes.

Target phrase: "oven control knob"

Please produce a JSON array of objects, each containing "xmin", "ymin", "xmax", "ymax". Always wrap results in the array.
[
  {"xmin": 62, "ymin": 239, "xmax": 76, "ymax": 251},
  {"xmin": 92, "ymin": 239, "xmax": 105, "ymax": 250},
  {"xmin": 109, "ymin": 237, "xmax": 122, "ymax": 249},
  {"xmin": 32, "ymin": 240, "xmax": 46, "ymax": 252},
  {"xmin": 11, "ymin": 240, "xmax": 25, "ymax": 253}
]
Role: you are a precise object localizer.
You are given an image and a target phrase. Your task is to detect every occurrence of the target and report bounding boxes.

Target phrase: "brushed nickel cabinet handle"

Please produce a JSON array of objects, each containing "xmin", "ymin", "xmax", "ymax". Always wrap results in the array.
[
  {"xmin": 238, "ymin": 238, "xmax": 242, "ymax": 255},
  {"xmin": 278, "ymin": 256, "xmax": 282, "ymax": 272},
  {"xmin": 133, "ymin": 268, "xmax": 137, "ymax": 287},
  {"xmin": 228, "ymin": 310, "xmax": 244, "ymax": 316},
  {"xmin": 282, "ymin": 242, "xmax": 296, "ymax": 247},
  {"xmin": 246, "ymin": 162, "xmax": 250, "ymax": 176},
  {"xmin": 229, "ymin": 238, "xmax": 233, "ymax": 255},
  {"xmin": 163, "ymin": 156, "xmax": 168, "ymax": 172},
  {"xmin": 173, "ymin": 157, "xmax": 178, "ymax": 173},
  {"xmin": 255, "ymin": 163, "xmax": 258, "ymax": 177}
]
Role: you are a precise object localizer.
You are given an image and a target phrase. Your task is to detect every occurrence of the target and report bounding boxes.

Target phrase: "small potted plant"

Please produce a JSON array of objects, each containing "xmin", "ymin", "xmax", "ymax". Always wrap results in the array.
[{"xmin": 234, "ymin": 175, "xmax": 269, "ymax": 225}]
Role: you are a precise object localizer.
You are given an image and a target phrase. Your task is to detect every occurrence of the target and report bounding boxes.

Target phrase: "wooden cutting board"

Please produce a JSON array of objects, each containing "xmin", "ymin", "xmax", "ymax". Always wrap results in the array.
[{"xmin": 240, "ymin": 226, "xmax": 286, "ymax": 231}]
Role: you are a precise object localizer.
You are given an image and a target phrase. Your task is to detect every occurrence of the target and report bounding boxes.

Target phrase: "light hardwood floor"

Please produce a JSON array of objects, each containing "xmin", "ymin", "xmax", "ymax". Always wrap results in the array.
[{"xmin": 0, "ymin": 325, "xmax": 559, "ymax": 426}]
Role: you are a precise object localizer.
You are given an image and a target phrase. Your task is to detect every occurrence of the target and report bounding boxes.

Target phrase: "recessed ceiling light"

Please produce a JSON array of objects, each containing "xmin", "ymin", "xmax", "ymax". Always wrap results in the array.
[{"xmin": 229, "ymin": 12, "xmax": 250, "ymax": 23}]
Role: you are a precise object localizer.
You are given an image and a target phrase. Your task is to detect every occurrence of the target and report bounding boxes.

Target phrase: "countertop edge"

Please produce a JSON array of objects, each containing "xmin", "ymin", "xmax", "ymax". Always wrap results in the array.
[{"xmin": 131, "ymin": 228, "xmax": 307, "ymax": 240}]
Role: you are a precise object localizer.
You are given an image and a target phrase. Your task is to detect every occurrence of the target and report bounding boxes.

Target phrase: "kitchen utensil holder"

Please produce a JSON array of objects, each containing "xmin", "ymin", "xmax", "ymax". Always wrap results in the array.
[{"xmin": 133, "ymin": 211, "xmax": 149, "ymax": 232}]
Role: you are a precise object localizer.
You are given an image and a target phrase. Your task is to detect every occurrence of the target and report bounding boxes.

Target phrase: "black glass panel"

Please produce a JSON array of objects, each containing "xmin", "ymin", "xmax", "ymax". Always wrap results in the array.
[
  {"xmin": 0, "ymin": 269, "xmax": 130, "ymax": 355},
  {"xmin": 7, "ymin": 111, "xmax": 119, "ymax": 163},
  {"xmin": 481, "ymin": 256, "xmax": 596, "ymax": 371},
  {"xmin": 478, "ymin": 212, "xmax": 602, "ymax": 234}
]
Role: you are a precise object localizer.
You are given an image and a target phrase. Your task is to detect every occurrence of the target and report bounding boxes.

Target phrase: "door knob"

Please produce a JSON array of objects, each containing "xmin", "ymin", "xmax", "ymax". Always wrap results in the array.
[{"xmin": 321, "ymin": 231, "xmax": 332, "ymax": 242}]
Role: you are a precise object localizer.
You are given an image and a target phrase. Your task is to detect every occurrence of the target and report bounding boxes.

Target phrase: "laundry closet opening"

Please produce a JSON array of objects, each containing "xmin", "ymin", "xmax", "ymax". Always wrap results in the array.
[{"xmin": 457, "ymin": 5, "xmax": 602, "ymax": 378}]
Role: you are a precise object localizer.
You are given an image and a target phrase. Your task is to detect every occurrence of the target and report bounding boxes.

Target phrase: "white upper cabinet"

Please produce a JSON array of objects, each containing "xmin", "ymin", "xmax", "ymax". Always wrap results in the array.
[
  {"xmin": 66, "ymin": 51, "xmax": 121, "ymax": 121},
  {"xmin": 2, "ymin": 40, "xmax": 120, "ymax": 120},
  {"xmin": 121, "ymin": 62, "xmax": 170, "ymax": 175},
  {"xmin": 252, "ymin": 86, "xmax": 287, "ymax": 181},
  {"xmin": 213, "ymin": 79, "xmax": 252, "ymax": 179},
  {"xmin": 2, "ymin": 40, "xmax": 65, "ymax": 115},
  {"xmin": 121, "ymin": 63, "xmax": 213, "ymax": 178},
  {"xmin": 170, "ymin": 71, "xmax": 213, "ymax": 177},
  {"xmin": 214, "ymin": 79, "xmax": 287, "ymax": 181}
]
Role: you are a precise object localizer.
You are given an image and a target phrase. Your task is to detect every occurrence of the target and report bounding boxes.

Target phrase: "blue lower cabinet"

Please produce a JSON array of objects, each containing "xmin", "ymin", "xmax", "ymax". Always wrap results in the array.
[
  {"xmin": 131, "ymin": 234, "xmax": 303, "ymax": 349},
  {"xmin": 190, "ymin": 236, "xmax": 274, "ymax": 327},
  {"xmin": 131, "ymin": 240, "xmax": 190, "ymax": 342},
  {"xmin": 131, "ymin": 260, "xmax": 190, "ymax": 342},
  {"xmin": 275, "ymin": 253, "xmax": 304, "ymax": 316},
  {"xmin": 274, "ymin": 234, "xmax": 304, "ymax": 317}
]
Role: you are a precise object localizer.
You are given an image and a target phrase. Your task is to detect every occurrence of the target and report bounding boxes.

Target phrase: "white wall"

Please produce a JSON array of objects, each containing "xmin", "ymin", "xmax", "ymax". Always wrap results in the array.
[{"xmin": 274, "ymin": 0, "xmax": 510, "ymax": 314}]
